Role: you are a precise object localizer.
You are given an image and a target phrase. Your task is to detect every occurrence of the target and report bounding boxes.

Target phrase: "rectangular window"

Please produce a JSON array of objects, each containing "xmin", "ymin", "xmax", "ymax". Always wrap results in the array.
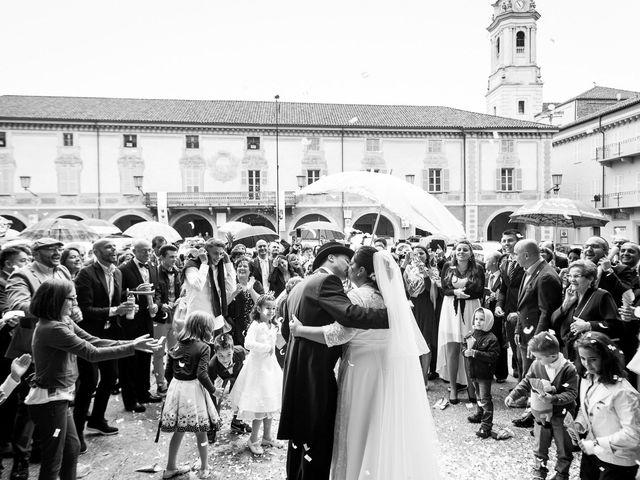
[
  {"xmin": 183, "ymin": 167, "xmax": 203, "ymax": 192},
  {"xmin": 428, "ymin": 140, "xmax": 442, "ymax": 154},
  {"xmin": 247, "ymin": 137, "xmax": 260, "ymax": 150},
  {"xmin": 248, "ymin": 170, "xmax": 261, "ymax": 199},
  {"xmin": 500, "ymin": 168, "xmax": 514, "ymax": 191},
  {"xmin": 366, "ymin": 138, "xmax": 380, "ymax": 152},
  {"xmin": 428, "ymin": 169, "xmax": 442, "ymax": 192},
  {"xmin": 123, "ymin": 134, "xmax": 137, "ymax": 148},
  {"xmin": 307, "ymin": 169, "xmax": 320, "ymax": 185},
  {"xmin": 58, "ymin": 164, "xmax": 80, "ymax": 195},
  {"xmin": 186, "ymin": 135, "xmax": 199, "ymax": 149},
  {"xmin": 500, "ymin": 139, "xmax": 514, "ymax": 153},
  {"xmin": 518, "ymin": 101, "xmax": 525, "ymax": 115},
  {"xmin": 0, "ymin": 165, "xmax": 13, "ymax": 193},
  {"xmin": 0, "ymin": 132, "xmax": 5, "ymax": 147},
  {"xmin": 63, "ymin": 133, "xmax": 74, "ymax": 147},
  {"xmin": 307, "ymin": 138, "xmax": 320, "ymax": 151}
]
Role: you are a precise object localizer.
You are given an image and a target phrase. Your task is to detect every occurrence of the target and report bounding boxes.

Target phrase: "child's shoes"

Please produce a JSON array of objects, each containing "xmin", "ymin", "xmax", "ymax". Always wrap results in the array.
[
  {"xmin": 467, "ymin": 412, "xmax": 482, "ymax": 424},
  {"xmin": 230, "ymin": 419, "xmax": 252, "ymax": 434},
  {"xmin": 261, "ymin": 436, "xmax": 283, "ymax": 448},
  {"xmin": 248, "ymin": 439, "xmax": 264, "ymax": 455},
  {"xmin": 475, "ymin": 427, "xmax": 492, "ymax": 439}
]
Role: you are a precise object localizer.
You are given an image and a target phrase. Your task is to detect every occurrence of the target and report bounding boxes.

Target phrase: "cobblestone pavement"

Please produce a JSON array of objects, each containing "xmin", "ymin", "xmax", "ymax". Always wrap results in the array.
[{"xmin": 4, "ymin": 376, "xmax": 589, "ymax": 480}]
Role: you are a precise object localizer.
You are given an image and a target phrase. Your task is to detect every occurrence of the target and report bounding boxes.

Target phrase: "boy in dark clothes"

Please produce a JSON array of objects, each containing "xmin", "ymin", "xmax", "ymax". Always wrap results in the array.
[
  {"xmin": 463, "ymin": 307, "xmax": 500, "ymax": 438},
  {"xmin": 207, "ymin": 333, "xmax": 252, "ymax": 434},
  {"xmin": 505, "ymin": 331, "xmax": 577, "ymax": 480}
]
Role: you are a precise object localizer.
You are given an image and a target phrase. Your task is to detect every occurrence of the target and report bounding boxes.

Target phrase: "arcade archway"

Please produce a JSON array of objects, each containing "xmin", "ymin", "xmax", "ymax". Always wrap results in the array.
[
  {"xmin": 486, "ymin": 211, "xmax": 525, "ymax": 241},
  {"xmin": 171, "ymin": 212, "xmax": 215, "ymax": 238},
  {"xmin": 235, "ymin": 213, "xmax": 276, "ymax": 230},
  {"xmin": 353, "ymin": 213, "xmax": 395, "ymax": 238}
]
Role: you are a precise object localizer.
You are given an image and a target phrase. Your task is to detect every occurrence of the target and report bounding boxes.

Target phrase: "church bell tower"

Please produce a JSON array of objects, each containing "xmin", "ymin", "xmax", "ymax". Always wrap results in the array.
[{"xmin": 486, "ymin": 0, "xmax": 543, "ymax": 121}]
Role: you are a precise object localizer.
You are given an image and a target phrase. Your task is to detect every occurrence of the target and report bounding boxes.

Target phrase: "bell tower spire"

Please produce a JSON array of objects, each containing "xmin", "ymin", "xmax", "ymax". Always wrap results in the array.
[{"xmin": 486, "ymin": 0, "xmax": 543, "ymax": 121}]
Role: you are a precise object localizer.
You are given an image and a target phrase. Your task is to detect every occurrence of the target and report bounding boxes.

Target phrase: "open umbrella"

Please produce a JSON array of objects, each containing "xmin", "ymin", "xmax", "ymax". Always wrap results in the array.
[
  {"xmin": 124, "ymin": 221, "xmax": 182, "ymax": 243},
  {"xmin": 79, "ymin": 219, "xmax": 121, "ymax": 236},
  {"xmin": 218, "ymin": 221, "xmax": 251, "ymax": 235},
  {"xmin": 297, "ymin": 171, "xmax": 465, "ymax": 238},
  {"xmin": 509, "ymin": 197, "xmax": 610, "ymax": 228},
  {"xmin": 293, "ymin": 221, "xmax": 345, "ymax": 241},
  {"xmin": 18, "ymin": 218, "xmax": 100, "ymax": 243},
  {"xmin": 233, "ymin": 226, "xmax": 279, "ymax": 248}
]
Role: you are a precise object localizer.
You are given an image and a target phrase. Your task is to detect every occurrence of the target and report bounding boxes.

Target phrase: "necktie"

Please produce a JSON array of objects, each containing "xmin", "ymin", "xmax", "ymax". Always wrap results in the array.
[
  {"xmin": 508, "ymin": 260, "xmax": 516, "ymax": 283},
  {"xmin": 138, "ymin": 263, "xmax": 148, "ymax": 269}
]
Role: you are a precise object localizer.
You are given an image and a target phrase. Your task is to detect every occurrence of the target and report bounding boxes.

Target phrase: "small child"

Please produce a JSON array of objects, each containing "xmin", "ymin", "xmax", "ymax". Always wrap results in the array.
[
  {"xmin": 160, "ymin": 311, "xmax": 220, "ymax": 480},
  {"xmin": 229, "ymin": 294, "xmax": 283, "ymax": 455},
  {"xmin": 463, "ymin": 307, "xmax": 500, "ymax": 438},
  {"xmin": 505, "ymin": 331, "xmax": 578, "ymax": 480},
  {"xmin": 207, "ymin": 333, "xmax": 252, "ymax": 434}
]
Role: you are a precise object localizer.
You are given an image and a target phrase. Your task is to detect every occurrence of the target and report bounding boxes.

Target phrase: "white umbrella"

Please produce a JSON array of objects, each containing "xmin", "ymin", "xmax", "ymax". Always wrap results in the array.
[
  {"xmin": 123, "ymin": 221, "xmax": 182, "ymax": 243},
  {"xmin": 79, "ymin": 219, "xmax": 122, "ymax": 236},
  {"xmin": 217, "ymin": 221, "xmax": 251, "ymax": 236},
  {"xmin": 509, "ymin": 197, "xmax": 610, "ymax": 228},
  {"xmin": 297, "ymin": 171, "xmax": 465, "ymax": 238}
]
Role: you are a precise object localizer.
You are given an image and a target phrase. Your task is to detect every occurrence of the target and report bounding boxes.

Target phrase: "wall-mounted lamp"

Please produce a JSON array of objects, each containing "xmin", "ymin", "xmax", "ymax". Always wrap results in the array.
[
  {"xmin": 19, "ymin": 176, "xmax": 38, "ymax": 197},
  {"xmin": 296, "ymin": 175, "xmax": 307, "ymax": 189},
  {"xmin": 546, "ymin": 173, "xmax": 563, "ymax": 195},
  {"xmin": 133, "ymin": 175, "xmax": 145, "ymax": 195}
]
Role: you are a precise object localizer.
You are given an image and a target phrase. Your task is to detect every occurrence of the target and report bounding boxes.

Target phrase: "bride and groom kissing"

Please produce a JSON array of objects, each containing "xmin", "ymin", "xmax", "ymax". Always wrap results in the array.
[{"xmin": 278, "ymin": 241, "xmax": 441, "ymax": 480}]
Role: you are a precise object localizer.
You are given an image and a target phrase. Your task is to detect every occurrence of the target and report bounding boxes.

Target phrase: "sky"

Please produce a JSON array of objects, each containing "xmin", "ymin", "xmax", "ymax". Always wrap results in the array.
[{"xmin": 2, "ymin": 0, "xmax": 639, "ymax": 114}]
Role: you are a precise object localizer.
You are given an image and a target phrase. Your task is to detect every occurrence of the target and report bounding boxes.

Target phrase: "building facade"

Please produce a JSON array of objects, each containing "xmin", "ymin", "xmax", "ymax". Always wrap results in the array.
[
  {"xmin": 0, "ymin": 96, "xmax": 555, "ymax": 242},
  {"xmin": 552, "ymin": 96, "xmax": 640, "ymax": 243}
]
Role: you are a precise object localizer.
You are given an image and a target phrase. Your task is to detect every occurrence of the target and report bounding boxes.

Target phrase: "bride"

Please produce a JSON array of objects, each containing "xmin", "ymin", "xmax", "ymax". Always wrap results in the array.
[{"xmin": 290, "ymin": 246, "xmax": 441, "ymax": 480}]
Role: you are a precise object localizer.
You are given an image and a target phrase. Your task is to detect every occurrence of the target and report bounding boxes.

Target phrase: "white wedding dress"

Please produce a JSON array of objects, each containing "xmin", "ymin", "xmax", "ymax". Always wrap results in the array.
[{"xmin": 322, "ymin": 251, "xmax": 441, "ymax": 480}]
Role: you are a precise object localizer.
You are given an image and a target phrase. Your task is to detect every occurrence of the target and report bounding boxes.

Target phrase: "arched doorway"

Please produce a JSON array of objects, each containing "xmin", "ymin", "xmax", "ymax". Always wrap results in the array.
[
  {"xmin": 353, "ymin": 213, "xmax": 395, "ymax": 238},
  {"xmin": 113, "ymin": 214, "xmax": 147, "ymax": 232},
  {"xmin": 0, "ymin": 215, "xmax": 27, "ymax": 232},
  {"xmin": 236, "ymin": 214, "xmax": 275, "ymax": 231},
  {"xmin": 293, "ymin": 214, "xmax": 330, "ymax": 228},
  {"xmin": 486, "ymin": 211, "xmax": 525, "ymax": 241},
  {"xmin": 172, "ymin": 213, "xmax": 214, "ymax": 238}
]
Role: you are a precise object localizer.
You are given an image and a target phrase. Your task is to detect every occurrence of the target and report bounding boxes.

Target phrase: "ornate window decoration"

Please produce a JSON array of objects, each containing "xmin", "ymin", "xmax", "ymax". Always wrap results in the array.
[
  {"xmin": 180, "ymin": 155, "xmax": 205, "ymax": 192},
  {"xmin": 423, "ymin": 138, "xmax": 449, "ymax": 193},
  {"xmin": 241, "ymin": 142, "xmax": 268, "ymax": 192},
  {"xmin": 361, "ymin": 137, "xmax": 386, "ymax": 172},
  {"xmin": 302, "ymin": 136, "xmax": 327, "ymax": 179},
  {"xmin": 208, "ymin": 151, "xmax": 238, "ymax": 183},
  {"xmin": 0, "ymin": 148, "xmax": 16, "ymax": 194},
  {"xmin": 118, "ymin": 155, "xmax": 144, "ymax": 195},
  {"xmin": 55, "ymin": 154, "xmax": 82, "ymax": 195},
  {"xmin": 496, "ymin": 138, "xmax": 522, "ymax": 192}
]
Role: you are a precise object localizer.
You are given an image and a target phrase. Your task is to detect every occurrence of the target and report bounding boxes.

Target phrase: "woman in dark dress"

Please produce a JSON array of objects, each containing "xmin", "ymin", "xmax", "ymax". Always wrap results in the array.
[
  {"xmin": 550, "ymin": 259, "xmax": 619, "ymax": 360},
  {"xmin": 227, "ymin": 258, "xmax": 264, "ymax": 347},
  {"xmin": 403, "ymin": 245, "xmax": 440, "ymax": 386}
]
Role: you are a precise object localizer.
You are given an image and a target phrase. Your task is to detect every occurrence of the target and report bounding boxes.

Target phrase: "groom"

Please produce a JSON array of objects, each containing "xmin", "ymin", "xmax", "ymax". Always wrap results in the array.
[{"xmin": 278, "ymin": 242, "xmax": 388, "ymax": 480}]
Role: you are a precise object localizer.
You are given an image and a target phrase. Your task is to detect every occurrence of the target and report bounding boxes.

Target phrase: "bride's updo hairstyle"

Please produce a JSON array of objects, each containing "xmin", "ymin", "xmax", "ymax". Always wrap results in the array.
[{"xmin": 353, "ymin": 246, "xmax": 378, "ymax": 284}]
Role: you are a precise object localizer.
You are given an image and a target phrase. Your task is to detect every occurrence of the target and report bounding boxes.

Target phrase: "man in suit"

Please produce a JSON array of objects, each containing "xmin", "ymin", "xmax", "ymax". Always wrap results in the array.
[
  {"xmin": 495, "ymin": 229, "xmax": 525, "ymax": 379},
  {"xmin": 74, "ymin": 238, "xmax": 136, "ymax": 451},
  {"xmin": 583, "ymin": 236, "xmax": 636, "ymax": 306},
  {"xmin": 250, "ymin": 239, "xmax": 273, "ymax": 293},
  {"xmin": 153, "ymin": 244, "xmax": 182, "ymax": 395},
  {"xmin": 513, "ymin": 239, "xmax": 563, "ymax": 375},
  {"xmin": 484, "ymin": 251, "xmax": 508, "ymax": 382},
  {"xmin": 510, "ymin": 239, "xmax": 562, "ymax": 429},
  {"xmin": 119, "ymin": 238, "xmax": 162, "ymax": 412},
  {"xmin": 278, "ymin": 242, "xmax": 388, "ymax": 480}
]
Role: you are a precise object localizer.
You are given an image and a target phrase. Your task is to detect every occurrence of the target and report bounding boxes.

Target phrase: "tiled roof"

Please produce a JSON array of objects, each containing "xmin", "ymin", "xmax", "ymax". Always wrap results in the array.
[
  {"xmin": 569, "ymin": 86, "xmax": 640, "ymax": 102},
  {"xmin": 561, "ymin": 95, "xmax": 640, "ymax": 130},
  {"xmin": 0, "ymin": 95, "xmax": 555, "ymax": 130}
]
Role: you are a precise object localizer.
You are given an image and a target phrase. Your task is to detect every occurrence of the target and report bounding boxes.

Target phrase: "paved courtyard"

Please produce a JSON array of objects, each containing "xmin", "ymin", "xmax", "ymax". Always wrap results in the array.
[{"xmin": 3, "ymin": 374, "xmax": 590, "ymax": 480}]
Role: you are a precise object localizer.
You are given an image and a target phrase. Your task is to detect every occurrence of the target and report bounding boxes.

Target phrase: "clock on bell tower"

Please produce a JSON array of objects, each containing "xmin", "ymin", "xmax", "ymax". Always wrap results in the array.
[{"xmin": 486, "ymin": 0, "xmax": 543, "ymax": 121}]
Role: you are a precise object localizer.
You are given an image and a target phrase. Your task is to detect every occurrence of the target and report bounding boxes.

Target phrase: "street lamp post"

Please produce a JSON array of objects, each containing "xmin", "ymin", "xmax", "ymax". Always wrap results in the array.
[{"xmin": 274, "ymin": 94, "xmax": 281, "ymax": 236}]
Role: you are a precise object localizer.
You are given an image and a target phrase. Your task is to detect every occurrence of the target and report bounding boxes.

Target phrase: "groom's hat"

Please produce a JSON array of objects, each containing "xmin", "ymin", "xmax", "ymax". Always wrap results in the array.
[{"xmin": 312, "ymin": 241, "xmax": 354, "ymax": 271}]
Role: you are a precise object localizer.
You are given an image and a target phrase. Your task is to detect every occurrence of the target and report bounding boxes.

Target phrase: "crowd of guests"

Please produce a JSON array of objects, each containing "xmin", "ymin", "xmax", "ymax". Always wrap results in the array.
[{"xmin": 0, "ymin": 229, "xmax": 639, "ymax": 479}]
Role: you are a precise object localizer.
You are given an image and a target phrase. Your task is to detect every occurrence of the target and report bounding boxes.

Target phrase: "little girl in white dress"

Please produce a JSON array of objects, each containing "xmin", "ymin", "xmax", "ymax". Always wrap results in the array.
[{"xmin": 230, "ymin": 293, "xmax": 283, "ymax": 455}]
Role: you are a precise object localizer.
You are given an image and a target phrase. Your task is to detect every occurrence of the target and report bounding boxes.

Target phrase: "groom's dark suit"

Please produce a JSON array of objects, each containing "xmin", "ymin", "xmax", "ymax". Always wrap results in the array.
[{"xmin": 278, "ymin": 268, "xmax": 388, "ymax": 480}]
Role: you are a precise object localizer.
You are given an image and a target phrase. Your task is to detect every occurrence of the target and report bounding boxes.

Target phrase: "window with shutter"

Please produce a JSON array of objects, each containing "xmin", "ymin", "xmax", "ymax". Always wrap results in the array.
[
  {"xmin": 0, "ymin": 165, "xmax": 12, "ymax": 194},
  {"xmin": 422, "ymin": 169, "xmax": 429, "ymax": 190},
  {"xmin": 58, "ymin": 163, "xmax": 80, "ymax": 195},
  {"xmin": 428, "ymin": 169, "xmax": 442, "ymax": 193},
  {"xmin": 248, "ymin": 170, "xmax": 261, "ymax": 199},
  {"xmin": 442, "ymin": 168, "xmax": 450, "ymax": 192},
  {"xmin": 514, "ymin": 168, "xmax": 522, "ymax": 191}
]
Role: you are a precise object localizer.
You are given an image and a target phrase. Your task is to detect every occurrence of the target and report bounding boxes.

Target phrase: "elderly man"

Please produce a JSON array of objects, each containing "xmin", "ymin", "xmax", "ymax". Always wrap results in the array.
[
  {"xmin": 513, "ymin": 239, "xmax": 562, "ymax": 375},
  {"xmin": 119, "ymin": 239, "xmax": 162, "ymax": 412},
  {"xmin": 582, "ymin": 236, "xmax": 636, "ymax": 306},
  {"xmin": 183, "ymin": 238, "xmax": 236, "ymax": 332},
  {"xmin": 250, "ymin": 240, "xmax": 273, "ymax": 292},
  {"xmin": 4, "ymin": 238, "xmax": 74, "ymax": 480}
]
